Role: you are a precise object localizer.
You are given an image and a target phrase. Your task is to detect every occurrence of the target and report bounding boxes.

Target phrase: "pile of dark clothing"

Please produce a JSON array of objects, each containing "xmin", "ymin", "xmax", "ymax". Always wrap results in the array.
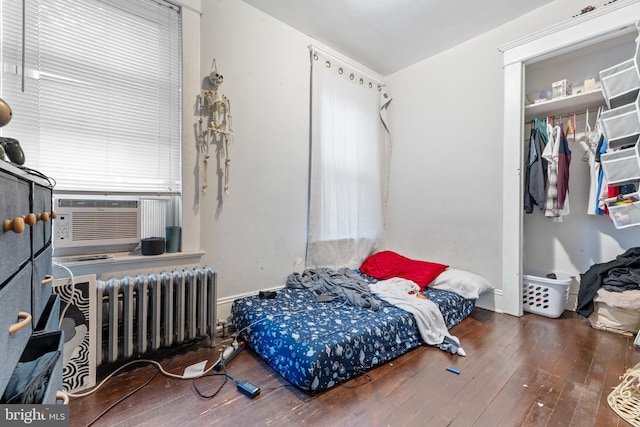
[{"xmin": 577, "ymin": 247, "xmax": 640, "ymax": 317}]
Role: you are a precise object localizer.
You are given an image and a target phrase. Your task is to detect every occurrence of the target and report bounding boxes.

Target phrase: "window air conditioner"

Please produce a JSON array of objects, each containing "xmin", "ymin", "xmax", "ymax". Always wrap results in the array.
[{"xmin": 53, "ymin": 196, "xmax": 141, "ymax": 257}]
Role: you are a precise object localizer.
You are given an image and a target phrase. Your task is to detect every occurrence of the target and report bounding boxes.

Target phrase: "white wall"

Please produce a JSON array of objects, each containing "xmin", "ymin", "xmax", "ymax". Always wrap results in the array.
[
  {"xmin": 59, "ymin": 0, "xmax": 385, "ymax": 322},
  {"xmin": 197, "ymin": 0, "xmax": 391, "ymax": 317},
  {"xmin": 181, "ymin": 0, "xmax": 202, "ymax": 255},
  {"xmin": 384, "ymin": 0, "xmax": 620, "ymax": 312},
  {"xmin": 198, "ymin": 0, "xmax": 640, "ymax": 318}
]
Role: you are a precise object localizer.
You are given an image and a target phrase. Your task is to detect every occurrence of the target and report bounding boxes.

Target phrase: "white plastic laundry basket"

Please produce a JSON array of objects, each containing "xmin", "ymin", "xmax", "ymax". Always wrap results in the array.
[{"xmin": 522, "ymin": 271, "xmax": 573, "ymax": 318}]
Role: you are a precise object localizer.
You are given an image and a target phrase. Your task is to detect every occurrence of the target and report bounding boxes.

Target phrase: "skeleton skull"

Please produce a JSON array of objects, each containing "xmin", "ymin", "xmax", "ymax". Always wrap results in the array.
[{"xmin": 209, "ymin": 71, "xmax": 224, "ymax": 89}]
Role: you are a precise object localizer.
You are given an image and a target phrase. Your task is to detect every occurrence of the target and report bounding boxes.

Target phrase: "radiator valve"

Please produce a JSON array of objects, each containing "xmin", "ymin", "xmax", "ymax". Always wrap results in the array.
[{"xmin": 217, "ymin": 319, "xmax": 228, "ymax": 337}]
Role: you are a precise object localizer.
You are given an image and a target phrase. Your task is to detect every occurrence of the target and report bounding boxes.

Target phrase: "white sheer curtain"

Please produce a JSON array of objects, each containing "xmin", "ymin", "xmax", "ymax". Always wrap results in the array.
[{"xmin": 307, "ymin": 46, "xmax": 392, "ymax": 269}]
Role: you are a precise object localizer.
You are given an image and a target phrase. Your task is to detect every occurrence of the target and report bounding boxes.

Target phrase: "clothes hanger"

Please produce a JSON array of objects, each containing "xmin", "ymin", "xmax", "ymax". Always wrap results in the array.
[
  {"xmin": 536, "ymin": 117, "xmax": 548, "ymax": 143},
  {"xmin": 579, "ymin": 109, "xmax": 592, "ymax": 161},
  {"xmin": 565, "ymin": 113, "xmax": 576, "ymax": 142}
]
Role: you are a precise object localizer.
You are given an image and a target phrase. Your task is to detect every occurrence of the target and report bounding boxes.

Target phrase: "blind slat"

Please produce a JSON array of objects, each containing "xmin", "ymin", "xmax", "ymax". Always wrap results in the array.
[{"xmin": 0, "ymin": 0, "xmax": 182, "ymax": 193}]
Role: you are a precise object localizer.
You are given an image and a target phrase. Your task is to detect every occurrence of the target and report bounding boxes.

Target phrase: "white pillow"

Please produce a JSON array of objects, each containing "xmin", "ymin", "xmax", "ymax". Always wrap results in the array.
[{"xmin": 430, "ymin": 268, "xmax": 493, "ymax": 299}]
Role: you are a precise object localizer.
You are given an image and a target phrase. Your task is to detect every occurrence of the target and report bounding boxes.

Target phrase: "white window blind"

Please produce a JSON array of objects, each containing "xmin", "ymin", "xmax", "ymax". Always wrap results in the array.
[{"xmin": 0, "ymin": 0, "xmax": 182, "ymax": 194}]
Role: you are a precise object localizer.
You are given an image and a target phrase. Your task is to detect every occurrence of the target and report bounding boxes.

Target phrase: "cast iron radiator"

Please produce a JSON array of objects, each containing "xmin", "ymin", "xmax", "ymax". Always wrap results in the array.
[{"xmin": 95, "ymin": 266, "xmax": 216, "ymax": 366}]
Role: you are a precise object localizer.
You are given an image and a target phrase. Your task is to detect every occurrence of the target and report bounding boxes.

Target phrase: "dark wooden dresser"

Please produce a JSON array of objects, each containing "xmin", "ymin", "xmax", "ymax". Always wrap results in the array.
[{"xmin": 0, "ymin": 160, "xmax": 64, "ymax": 404}]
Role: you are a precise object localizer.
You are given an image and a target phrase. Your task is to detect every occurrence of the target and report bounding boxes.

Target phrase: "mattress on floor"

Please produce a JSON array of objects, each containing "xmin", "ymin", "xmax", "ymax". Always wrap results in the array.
[{"xmin": 231, "ymin": 286, "xmax": 474, "ymax": 391}]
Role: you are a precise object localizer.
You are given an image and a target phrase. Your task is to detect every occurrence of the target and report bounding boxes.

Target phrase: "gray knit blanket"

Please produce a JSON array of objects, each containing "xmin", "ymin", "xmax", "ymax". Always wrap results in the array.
[{"xmin": 286, "ymin": 268, "xmax": 381, "ymax": 310}]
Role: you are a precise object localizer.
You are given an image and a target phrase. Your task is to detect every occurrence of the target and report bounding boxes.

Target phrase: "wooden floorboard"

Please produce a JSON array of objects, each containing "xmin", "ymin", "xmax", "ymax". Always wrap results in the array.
[{"xmin": 68, "ymin": 309, "xmax": 640, "ymax": 427}]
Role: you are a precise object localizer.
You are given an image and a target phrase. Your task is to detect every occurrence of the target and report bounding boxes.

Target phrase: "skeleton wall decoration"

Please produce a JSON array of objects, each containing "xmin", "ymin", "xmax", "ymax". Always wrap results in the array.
[{"xmin": 198, "ymin": 61, "xmax": 233, "ymax": 197}]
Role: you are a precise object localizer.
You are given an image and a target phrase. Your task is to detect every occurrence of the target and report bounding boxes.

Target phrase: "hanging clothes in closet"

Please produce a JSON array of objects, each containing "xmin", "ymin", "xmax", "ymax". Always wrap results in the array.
[
  {"xmin": 521, "ymin": 106, "xmax": 640, "ymax": 223},
  {"xmin": 585, "ymin": 107, "xmax": 605, "ymax": 215},
  {"xmin": 524, "ymin": 120, "xmax": 548, "ymax": 213},
  {"xmin": 594, "ymin": 133, "xmax": 610, "ymax": 215},
  {"xmin": 524, "ymin": 109, "xmax": 611, "ymax": 219},
  {"xmin": 543, "ymin": 122, "xmax": 571, "ymax": 221}
]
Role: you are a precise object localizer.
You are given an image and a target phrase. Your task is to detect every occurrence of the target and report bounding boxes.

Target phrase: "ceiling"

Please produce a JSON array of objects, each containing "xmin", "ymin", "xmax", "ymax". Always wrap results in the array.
[{"xmin": 241, "ymin": 0, "xmax": 554, "ymax": 76}]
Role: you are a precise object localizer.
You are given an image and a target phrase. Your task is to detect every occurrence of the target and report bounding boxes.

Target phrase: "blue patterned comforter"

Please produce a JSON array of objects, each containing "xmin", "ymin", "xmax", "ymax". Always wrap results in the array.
[{"xmin": 231, "ymin": 286, "xmax": 474, "ymax": 391}]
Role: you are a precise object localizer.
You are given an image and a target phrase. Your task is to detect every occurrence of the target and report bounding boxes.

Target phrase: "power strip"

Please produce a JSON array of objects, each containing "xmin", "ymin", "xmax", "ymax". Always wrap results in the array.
[{"xmin": 213, "ymin": 341, "xmax": 245, "ymax": 371}]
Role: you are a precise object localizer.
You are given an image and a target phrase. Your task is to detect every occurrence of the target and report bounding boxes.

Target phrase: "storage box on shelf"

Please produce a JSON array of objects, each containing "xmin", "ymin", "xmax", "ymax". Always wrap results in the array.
[
  {"xmin": 0, "ymin": 160, "xmax": 63, "ymax": 404},
  {"xmin": 601, "ymin": 136, "xmax": 640, "ymax": 186},
  {"xmin": 522, "ymin": 271, "xmax": 573, "ymax": 318},
  {"xmin": 552, "ymin": 79, "xmax": 572, "ymax": 99},
  {"xmin": 599, "ymin": 24, "xmax": 640, "ymax": 150},
  {"xmin": 605, "ymin": 192, "xmax": 640, "ymax": 229},
  {"xmin": 600, "ymin": 96, "xmax": 640, "ymax": 149},
  {"xmin": 599, "ymin": 39, "xmax": 640, "ymax": 109}
]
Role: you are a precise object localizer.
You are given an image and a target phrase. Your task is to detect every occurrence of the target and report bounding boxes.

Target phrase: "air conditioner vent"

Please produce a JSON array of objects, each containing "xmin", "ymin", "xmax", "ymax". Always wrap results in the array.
[
  {"xmin": 71, "ymin": 211, "xmax": 140, "ymax": 241},
  {"xmin": 57, "ymin": 199, "xmax": 139, "ymax": 209},
  {"xmin": 53, "ymin": 196, "xmax": 142, "ymax": 256}
]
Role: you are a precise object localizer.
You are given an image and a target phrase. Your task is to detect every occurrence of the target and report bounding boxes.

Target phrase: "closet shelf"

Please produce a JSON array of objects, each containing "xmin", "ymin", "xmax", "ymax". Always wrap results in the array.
[{"xmin": 524, "ymin": 89, "xmax": 605, "ymax": 120}]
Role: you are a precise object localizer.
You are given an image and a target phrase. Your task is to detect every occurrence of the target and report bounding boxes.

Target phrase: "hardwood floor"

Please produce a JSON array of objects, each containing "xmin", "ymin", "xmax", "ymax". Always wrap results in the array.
[{"xmin": 69, "ymin": 308, "xmax": 640, "ymax": 427}]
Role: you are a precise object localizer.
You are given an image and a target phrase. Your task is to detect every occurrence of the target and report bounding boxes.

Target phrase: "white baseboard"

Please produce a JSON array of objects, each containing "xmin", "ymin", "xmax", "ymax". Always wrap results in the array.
[
  {"xmin": 215, "ymin": 287, "xmax": 579, "ymax": 325},
  {"xmin": 216, "ymin": 285, "xmax": 283, "ymax": 324}
]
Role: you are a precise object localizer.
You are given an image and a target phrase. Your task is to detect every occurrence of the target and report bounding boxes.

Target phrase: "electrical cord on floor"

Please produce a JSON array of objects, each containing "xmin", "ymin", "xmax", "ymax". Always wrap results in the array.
[
  {"xmin": 84, "ymin": 362, "xmax": 162, "ymax": 427},
  {"xmin": 71, "ymin": 299, "xmax": 341, "ymax": 409},
  {"xmin": 192, "ymin": 361, "xmax": 274, "ymax": 400},
  {"xmin": 192, "ymin": 355, "xmax": 301, "ymax": 399},
  {"xmin": 191, "ymin": 364, "xmax": 229, "ymax": 399},
  {"xmin": 192, "ymin": 342, "xmax": 263, "ymax": 399},
  {"xmin": 66, "ymin": 337, "xmax": 219, "ymax": 399},
  {"xmin": 65, "ymin": 359, "xmax": 170, "ymax": 399},
  {"xmin": 77, "ymin": 339, "xmax": 208, "ymax": 425}
]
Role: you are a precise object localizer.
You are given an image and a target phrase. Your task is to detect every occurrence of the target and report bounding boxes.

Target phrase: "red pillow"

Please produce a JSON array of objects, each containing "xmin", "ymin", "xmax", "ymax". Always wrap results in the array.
[{"xmin": 360, "ymin": 250, "xmax": 448, "ymax": 290}]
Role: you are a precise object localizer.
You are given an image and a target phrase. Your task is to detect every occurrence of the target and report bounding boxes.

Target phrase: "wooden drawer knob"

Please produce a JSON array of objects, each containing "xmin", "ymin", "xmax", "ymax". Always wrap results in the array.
[
  {"xmin": 56, "ymin": 391, "xmax": 69, "ymax": 405},
  {"xmin": 22, "ymin": 213, "xmax": 36, "ymax": 226},
  {"xmin": 3, "ymin": 217, "xmax": 25, "ymax": 233},
  {"xmin": 51, "ymin": 211, "xmax": 57, "ymax": 219},
  {"xmin": 37, "ymin": 212, "xmax": 50, "ymax": 222},
  {"xmin": 8, "ymin": 311, "xmax": 31, "ymax": 334},
  {"xmin": 42, "ymin": 275, "xmax": 54, "ymax": 286}
]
